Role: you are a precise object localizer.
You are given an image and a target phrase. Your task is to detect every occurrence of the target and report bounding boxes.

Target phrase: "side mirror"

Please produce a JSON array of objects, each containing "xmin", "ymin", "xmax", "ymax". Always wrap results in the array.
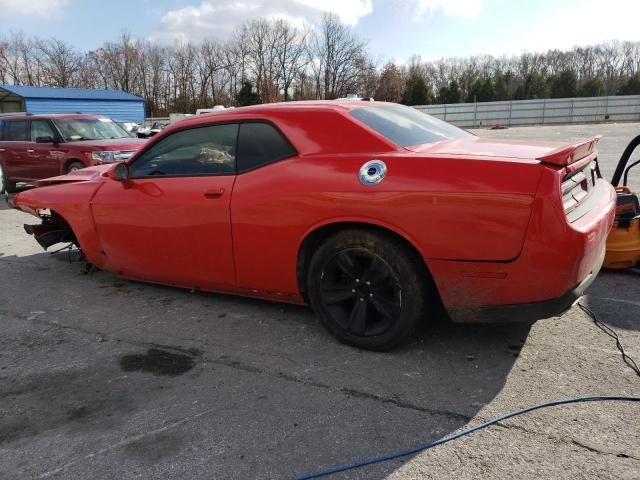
[
  {"xmin": 110, "ymin": 162, "xmax": 131, "ymax": 181},
  {"xmin": 36, "ymin": 136, "xmax": 54, "ymax": 144}
]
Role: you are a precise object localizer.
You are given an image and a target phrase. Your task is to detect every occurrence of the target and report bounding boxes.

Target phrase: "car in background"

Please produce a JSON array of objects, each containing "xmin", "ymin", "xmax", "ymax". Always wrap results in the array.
[
  {"xmin": 117, "ymin": 121, "xmax": 140, "ymax": 136},
  {"xmin": 11, "ymin": 101, "xmax": 615, "ymax": 350},
  {"xmin": 0, "ymin": 113, "xmax": 146, "ymax": 193},
  {"xmin": 196, "ymin": 106, "xmax": 227, "ymax": 115},
  {"xmin": 136, "ymin": 122, "xmax": 166, "ymax": 138}
]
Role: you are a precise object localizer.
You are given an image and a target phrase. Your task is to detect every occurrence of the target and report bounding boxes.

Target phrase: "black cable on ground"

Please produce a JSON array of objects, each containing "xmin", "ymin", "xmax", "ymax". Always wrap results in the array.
[
  {"xmin": 292, "ymin": 305, "xmax": 640, "ymax": 479},
  {"xmin": 578, "ymin": 302, "xmax": 640, "ymax": 377}
]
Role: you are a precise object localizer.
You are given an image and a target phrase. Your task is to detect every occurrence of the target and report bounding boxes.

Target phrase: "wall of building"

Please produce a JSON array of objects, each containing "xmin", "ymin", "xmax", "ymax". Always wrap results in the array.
[{"xmin": 24, "ymin": 98, "xmax": 145, "ymax": 123}]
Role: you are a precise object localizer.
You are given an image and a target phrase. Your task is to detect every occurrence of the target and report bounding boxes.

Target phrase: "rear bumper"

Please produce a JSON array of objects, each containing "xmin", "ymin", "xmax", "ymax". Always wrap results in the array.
[
  {"xmin": 446, "ymin": 242, "xmax": 605, "ymax": 323},
  {"xmin": 428, "ymin": 176, "xmax": 616, "ymax": 324}
]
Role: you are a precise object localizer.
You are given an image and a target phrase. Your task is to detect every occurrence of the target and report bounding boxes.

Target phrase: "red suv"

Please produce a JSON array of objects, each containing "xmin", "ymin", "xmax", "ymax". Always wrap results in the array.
[{"xmin": 0, "ymin": 113, "xmax": 146, "ymax": 193}]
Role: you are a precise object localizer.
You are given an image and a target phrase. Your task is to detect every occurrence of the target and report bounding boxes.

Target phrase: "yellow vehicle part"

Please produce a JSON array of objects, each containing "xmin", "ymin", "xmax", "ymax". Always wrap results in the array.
[{"xmin": 604, "ymin": 217, "xmax": 640, "ymax": 269}]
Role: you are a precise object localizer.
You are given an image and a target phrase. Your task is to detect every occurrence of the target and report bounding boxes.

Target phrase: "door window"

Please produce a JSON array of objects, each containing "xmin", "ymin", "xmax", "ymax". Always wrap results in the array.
[
  {"xmin": 237, "ymin": 122, "xmax": 296, "ymax": 172},
  {"xmin": 31, "ymin": 120, "xmax": 55, "ymax": 141},
  {"xmin": 5, "ymin": 121, "xmax": 29, "ymax": 141},
  {"xmin": 130, "ymin": 124, "xmax": 238, "ymax": 178}
]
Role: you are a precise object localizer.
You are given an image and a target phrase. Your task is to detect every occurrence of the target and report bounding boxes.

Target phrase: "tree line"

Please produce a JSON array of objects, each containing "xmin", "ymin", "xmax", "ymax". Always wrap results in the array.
[{"xmin": 1, "ymin": 14, "xmax": 640, "ymax": 117}]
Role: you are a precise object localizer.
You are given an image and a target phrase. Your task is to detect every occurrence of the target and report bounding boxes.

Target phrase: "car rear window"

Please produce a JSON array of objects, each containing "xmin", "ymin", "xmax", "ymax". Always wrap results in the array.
[
  {"xmin": 350, "ymin": 104, "xmax": 470, "ymax": 148},
  {"xmin": 237, "ymin": 122, "xmax": 296, "ymax": 172},
  {"xmin": 4, "ymin": 120, "xmax": 29, "ymax": 141}
]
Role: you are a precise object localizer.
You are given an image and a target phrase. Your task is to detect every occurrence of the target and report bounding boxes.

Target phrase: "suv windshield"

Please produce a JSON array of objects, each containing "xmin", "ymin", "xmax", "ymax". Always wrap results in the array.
[
  {"xmin": 53, "ymin": 117, "xmax": 130, "ymax": 142},
  {"xmin": 351, "ymin": 104, "xmax": 471, "ymax": 147}
]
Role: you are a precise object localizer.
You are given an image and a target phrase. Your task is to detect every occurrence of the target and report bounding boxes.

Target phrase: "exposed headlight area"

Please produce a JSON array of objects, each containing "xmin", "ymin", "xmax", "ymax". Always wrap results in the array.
[{"xmin": 91, "ymin": 150, "xmax": 137, "ymax": 163}]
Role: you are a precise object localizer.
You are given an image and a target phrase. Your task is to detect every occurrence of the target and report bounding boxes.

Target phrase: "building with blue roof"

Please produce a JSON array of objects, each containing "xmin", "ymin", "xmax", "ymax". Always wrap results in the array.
[{"xmin": 0, "ymin": 85, "xmax": 145, "ymax": 123}]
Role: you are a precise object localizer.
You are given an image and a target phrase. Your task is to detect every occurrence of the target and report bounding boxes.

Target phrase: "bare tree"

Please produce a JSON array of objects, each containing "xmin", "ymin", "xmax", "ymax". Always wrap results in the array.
[
  {"xmin": 313, "ymin": 13, "xmax": 368, "ymax": 99},
  {"xmin": 271, "ymin": 19, "xmax": 309, "ymax": 101},
  {"xmin": 36, "ymin": 38, "xmax": 82, "ymax": 87},
  {"xmin": 0, "ymin": 32, "xmax": 42, "ymax": 85},
  {"xmin": 1, "ymin": 22, "xmax": 640, "ymax": 112}
]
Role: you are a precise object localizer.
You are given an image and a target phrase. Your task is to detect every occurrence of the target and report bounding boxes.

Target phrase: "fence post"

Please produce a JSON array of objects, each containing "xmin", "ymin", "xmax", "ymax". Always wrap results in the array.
[
  {"xmin": 542, "ymin": 99, "xmax": 546, "ymax": 125},
  {"xmin": 473, "ymin": 98, "xmax": 478, "ymax": 127},
  {"xmin": 605, "ymin": 95, "xmax": 609, "ymax": 121},
  {"xmin": 569, "ymin": 98, "xmax": 574, "ymax": 123},
  {"xmin": 444, "ymin": 103, "xmax": 447, "ymax": 122},
  {"xmin": 508, "ymin": 100, "xmax": 513, "ymax": 126}
]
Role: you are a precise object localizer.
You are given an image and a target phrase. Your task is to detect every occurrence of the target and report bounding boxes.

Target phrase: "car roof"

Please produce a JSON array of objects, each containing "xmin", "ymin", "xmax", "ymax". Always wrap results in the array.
[{"xmin": 195, "ymin": 100, "xmax": 381, "ymax": 118}]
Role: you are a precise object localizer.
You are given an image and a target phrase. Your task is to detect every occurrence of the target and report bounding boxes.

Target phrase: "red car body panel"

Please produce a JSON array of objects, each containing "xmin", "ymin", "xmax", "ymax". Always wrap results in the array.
[
  {"xmin": 11, "ymin": 101, "xmax": 616, "ymax": 321},
  {"xmin": 91, "ymin": 175, "xmax": 237, "ymax": 290}
]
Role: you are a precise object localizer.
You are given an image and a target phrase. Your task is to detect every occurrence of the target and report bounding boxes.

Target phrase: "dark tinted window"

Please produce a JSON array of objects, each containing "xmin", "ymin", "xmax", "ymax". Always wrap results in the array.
[
  {"xmin": 130, "ymin": 124, "xmax": 238, "ymax": 177},
  {"xmin": 5, "ymin": 120, "xmax": 29, "ymax": 141},
  {"xmin": 237, "ymin": 122, "xmax": 296, "ymax": 172},
  {"xmin": 351, "ymin": 104, "xmax": 471, "ymax": 147},
  {"xmin": 0, "ymin": 120, "xmax": 4, "ymax": 140},
  {"xmin": 31, "ymin": 120, "xmax": 55, "ymax": 141}
]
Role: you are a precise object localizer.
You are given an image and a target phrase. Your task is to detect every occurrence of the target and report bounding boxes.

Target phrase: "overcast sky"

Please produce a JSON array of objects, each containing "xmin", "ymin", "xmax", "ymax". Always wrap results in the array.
[{"xmin": 1, "ymin": 0, "xmax": 639, "ymax": 62}]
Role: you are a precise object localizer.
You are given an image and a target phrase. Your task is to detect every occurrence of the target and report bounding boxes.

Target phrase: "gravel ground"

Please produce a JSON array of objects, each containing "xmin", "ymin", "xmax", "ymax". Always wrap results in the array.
[{"xmin": 0, "ymin": 122, "xmax": 639, "ymax": 479}]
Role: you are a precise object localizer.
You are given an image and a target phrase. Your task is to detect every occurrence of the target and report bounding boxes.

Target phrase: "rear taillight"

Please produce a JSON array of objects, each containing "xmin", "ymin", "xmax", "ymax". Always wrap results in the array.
[{"xmin": 561, "ymin": 161, "xmax": 597, "ymax": 216}]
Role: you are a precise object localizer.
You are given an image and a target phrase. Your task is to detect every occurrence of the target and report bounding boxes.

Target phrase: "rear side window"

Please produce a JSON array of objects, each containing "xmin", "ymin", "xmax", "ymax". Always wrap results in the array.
[
  {"xmin": 130, "ymin": 123, "xmax": 238, "ymax": 178},
  {"xmin": 31, "ymin": 120, "xmax": 55, "ymax": 141},
  {"xmin": 0, "ymin": 120, "xmax": 4, "ymax": 140},
  {"xmin": 351, "ymin": 104, "xmax": 471, "ymax": 147},
  {"xmin": 5, "ymin": 120, "xmax": 29, "ymax": 141},
  {"xmin": 237, "ymin": 122, "xmax": 296, "ymax": 172}
]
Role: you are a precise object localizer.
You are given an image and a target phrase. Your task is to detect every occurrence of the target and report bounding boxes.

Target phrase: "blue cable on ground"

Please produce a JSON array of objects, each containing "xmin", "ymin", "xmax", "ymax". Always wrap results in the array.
[{"xmin": 291, "ymin": 395, "xmax": 640, "ymax": 480}]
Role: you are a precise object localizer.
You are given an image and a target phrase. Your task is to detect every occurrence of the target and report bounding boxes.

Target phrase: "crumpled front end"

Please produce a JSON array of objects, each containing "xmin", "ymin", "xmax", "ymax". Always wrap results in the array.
[
  {"xmin": 35, "ymin": 164, "xmax": 113, "ymax": 187},
  {"xmin": 23, "ymin": 210, "xmax": 77, "ymax": 250},
  {"xmin": 10, "ymin": 176, "xmax": 107, "ymax": 268}
]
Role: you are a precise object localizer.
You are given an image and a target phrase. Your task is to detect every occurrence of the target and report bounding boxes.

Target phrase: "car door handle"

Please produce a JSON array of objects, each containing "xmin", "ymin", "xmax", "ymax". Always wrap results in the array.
[
  {"xmin": 26, "ymin": 149, "xmax": 34, "ymax": 153},
  {"xmin": 0, "ymin": 148, "xmax": 5, "ymax": 152},
  {"xmin": 203, "ymin": 188, "xmax": 225, "ymax": 199}
]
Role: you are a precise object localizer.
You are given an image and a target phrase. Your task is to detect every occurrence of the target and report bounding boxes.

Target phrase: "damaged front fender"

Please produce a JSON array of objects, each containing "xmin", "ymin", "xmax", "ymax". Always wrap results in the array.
[{"xmin": 24, "ymin": 212, "xmax": 77, "ymax": 251}]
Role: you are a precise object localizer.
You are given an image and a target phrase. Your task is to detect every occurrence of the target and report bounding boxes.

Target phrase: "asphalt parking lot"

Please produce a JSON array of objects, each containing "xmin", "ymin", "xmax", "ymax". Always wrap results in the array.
[{"xmin": 1, "ymin": 122, "xmax": 639, "ymax": 480}]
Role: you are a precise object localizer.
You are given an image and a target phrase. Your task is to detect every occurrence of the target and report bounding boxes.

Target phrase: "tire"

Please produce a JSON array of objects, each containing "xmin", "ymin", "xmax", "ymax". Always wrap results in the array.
[
  {"xmin": 66, "ymin": 161, "xmax": 85, "ymax": 173},
  {"xmin": 306, "ymin": 229, "xmax": 430, "ymax": 351},
  {"xmin": 0, "ymin": 164, "xmax": 17, "ymax": 194}
]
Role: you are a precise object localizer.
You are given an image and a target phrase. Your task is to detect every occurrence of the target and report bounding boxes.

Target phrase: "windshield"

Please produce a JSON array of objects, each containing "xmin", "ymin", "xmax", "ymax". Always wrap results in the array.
[
  {"xmin": 53, "ymin": 117, "xmax": 130, "ymax": 142},
  {"xmin": 351, "ymin": 104, "xmax": 471, "ymax": 147}
]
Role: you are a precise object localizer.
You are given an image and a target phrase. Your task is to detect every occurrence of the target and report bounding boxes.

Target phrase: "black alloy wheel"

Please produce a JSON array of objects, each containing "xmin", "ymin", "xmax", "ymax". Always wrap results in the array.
[
  {"xmin": 307, "ymin": 229, "xmax": 430, "ymax": 350},
  {"xmin": 319, "ymin": 249, "xmax": 402, "ymax": 338}
]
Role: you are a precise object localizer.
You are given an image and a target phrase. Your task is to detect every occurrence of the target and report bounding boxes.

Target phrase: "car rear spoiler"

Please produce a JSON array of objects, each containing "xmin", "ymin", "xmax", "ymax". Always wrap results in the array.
[{"xmin": 536, "ymin": 135, "xmax": 602, "ymax": 167}]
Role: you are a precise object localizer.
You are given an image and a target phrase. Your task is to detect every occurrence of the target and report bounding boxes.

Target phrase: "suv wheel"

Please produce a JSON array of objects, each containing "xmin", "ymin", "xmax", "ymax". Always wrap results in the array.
[
  {"xmin": 306, "ymin": 229, "xmax": 430, "ymax": 351},
  {"xmin": 66, "ymin": 161, "xmax": 85, "ymax": 173},
  {"xmin": 0, "ymin": 165, "xmax": 17, "ymax": 194}
]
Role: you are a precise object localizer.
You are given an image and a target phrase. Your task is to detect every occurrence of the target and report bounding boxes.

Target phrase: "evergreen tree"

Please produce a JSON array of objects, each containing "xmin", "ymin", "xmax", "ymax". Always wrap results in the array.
[
  {"xmin": 439, "ymin": 80, "xmax": 462, "ymax": 104},
  {"xmin": 577, "ymin": 77, "xmax": 605, "ymax": 97},
  {"xmin": 402, "ymin": 70, "xmax": 431, "ymax": 105},
  {"xmin": 617, "ymin": 75, "xmax": 640, "ymax": 95},
  {"xmin": 549, "ymin": 70, "xmax": 578, "ymax": 98},
  {"xmin": 236, "ymin": 81, "xmax": 261, "ymax": 106},
  {"xmin": 467, "ymin": 77, "xmax": 495, "ymax": 102}
]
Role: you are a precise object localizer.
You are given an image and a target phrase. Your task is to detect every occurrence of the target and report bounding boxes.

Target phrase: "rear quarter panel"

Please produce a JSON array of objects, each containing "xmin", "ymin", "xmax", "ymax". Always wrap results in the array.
[{"xmin": 231, "ymin": 151, "xmax": 542, "ymax": 296}]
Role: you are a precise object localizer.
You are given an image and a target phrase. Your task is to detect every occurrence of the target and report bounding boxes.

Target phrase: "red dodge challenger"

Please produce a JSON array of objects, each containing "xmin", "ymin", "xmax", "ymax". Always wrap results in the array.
[{"xmin": 10, "ymin": 101, "xmax": 616, "ymax": 350}]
